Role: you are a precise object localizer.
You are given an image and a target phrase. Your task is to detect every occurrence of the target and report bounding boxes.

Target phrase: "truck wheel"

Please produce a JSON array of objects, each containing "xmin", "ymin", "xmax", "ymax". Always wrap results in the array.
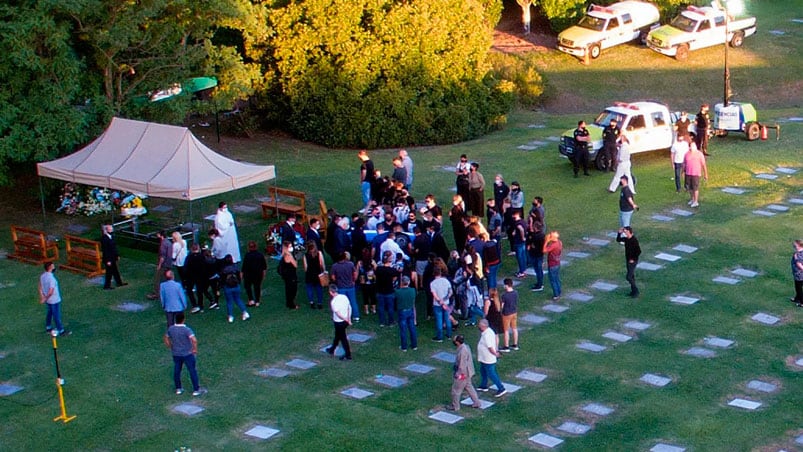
[
  {"xmin": 674, "ymin": 44, "xmax": 689, "ymax": 61},
  {"xmin": 745, "ymin": 121, "xmax": 760, "ymax": 140},
  {"xmin": 589, "ymin": 44, "xmax": 601, "ymax": 59},
  {"xmin": 731, "ymin": 31, "xmax": 745, "ymax": 48},
  {"xmin": 595, "ymin": 152, "xmax": 610, "ymax": 171}
]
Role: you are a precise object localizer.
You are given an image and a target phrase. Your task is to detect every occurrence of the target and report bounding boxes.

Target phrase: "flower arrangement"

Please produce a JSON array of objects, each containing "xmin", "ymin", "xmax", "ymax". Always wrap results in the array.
[{"xmin": 55, "ymin": 182, "xmax": 146, "ymax": 217}]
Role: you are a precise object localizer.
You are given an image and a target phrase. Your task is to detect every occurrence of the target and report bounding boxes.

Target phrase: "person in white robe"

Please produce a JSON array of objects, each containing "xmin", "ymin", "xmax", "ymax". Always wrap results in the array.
[
  {"xmin": 608, "ymin": 134, "xmax": 636, "ymax": 194},
  {"xmin": 214, "ymin": 202, "xmax": 241, "ymax": 263}
]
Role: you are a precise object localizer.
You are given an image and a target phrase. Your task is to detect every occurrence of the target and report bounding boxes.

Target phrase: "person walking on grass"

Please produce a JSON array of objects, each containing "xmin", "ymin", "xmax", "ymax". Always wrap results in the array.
[
  {"xmin": 101, "ymin": 224, "xmax": 127, "ymax": 290},
  {"xmin": 543, "ymin": 231, "xmax": 563, "ymax": 301},
  {"xmin": 449, "ymin": 335, "xmax": 481, "ymax": 411},
  {"xmin": 160, "ymin": 270, "xmax": 187, "ymax": 327},
  {"xmin": 618, "ymin": 175, "xmax": 638, "ymax": 228},
  {"xmin": 476, "ymin": 319, "xmax": 507, "ymax": 398},
  {"xmin": 616, "ymin": 226, "xmax": 642, "ymax": 298},
  {"xmin": 39, "ymin": 262, "xmax": 69, "ymax": 337},
  {"xmin": 499, "ymin": 278, "xmax": 519, "ymax": 352},
  {"xmin": 325, "ymin": 285, "xmax": 353, "ymax": 361},
  {"xmin": 221, "ymin": 255, "xmax": 250, "ymax": 323},
  {"xmin": 430, "ymin": 267, "xmax": 453, "ymax": 343},
  {"xmin": 790, "ymin": 239, "xmax": 803, "ymax": 307},
  {"xmin": 147, "ymin": 230, "xmax": 173, "ymax": 301},
  {"xmin": 683, "ymin": 142, "xmax": 708, "ymax": 208},
  {"xmin": 164, "ymin": 312, "xmax": 205, "ymax": 396},
  {"xmin": 395, "ymin": 276, "xmax": 418, "ymax": 351}
]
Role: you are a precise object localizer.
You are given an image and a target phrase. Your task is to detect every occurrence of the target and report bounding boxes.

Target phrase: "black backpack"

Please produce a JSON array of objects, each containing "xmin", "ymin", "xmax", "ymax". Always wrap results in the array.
[{"xmin": 225, "ymin": 271, "xmax": 239, "ymax": 288}]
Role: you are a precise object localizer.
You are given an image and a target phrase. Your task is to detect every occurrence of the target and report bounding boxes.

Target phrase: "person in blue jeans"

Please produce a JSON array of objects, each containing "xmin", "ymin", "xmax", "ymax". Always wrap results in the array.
[
  {"xmin": 164, "ymin": 312, "xmax": 204, "ymax": 396},
  {"xmin": 221, "ymin": 255, "xmax": 250, "ymax": 323},
  {"xmin": 476, "ymin": 319, "xmax": 507, "ymax": 397},
  {"xmin": 527, "ymin": 229, "xmax": 545, "ymax": 292},
  {"xmin": 395, "ymin": 276, "xmax": 418, "ymax": 350},
  {"xmin": 543, "ymin": 232, "xmax": 563, "ymax": 301},
  {"xmin": 39, "ymin": 262, "xmax": 68, "ymax": 336},
  {"xmin": 430, "ymin": 268, "xmax": 453, "ymax": 342},
  {"xmin": 510, "ymin": 211, "xmax": 528, "ymax": 278},
  {"xmin": 375, "ymin": 252, "xmax": 399, "ymax": 327},
  {"xmin": 358, "ymin": 150, "xmax": 376, "ymax": 212}
]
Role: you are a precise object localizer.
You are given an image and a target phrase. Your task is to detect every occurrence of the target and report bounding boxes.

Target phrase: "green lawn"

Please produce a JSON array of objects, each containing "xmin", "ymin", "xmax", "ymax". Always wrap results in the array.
[{"xmin": 1, "ymin": 2, "xmax": 802, "ymax": 451}]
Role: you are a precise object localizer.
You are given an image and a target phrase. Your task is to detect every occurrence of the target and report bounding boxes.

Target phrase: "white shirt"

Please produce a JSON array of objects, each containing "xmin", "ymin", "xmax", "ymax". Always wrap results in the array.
[
  {"xmin": 430, "ymin": 277, "xmax": 452, "ymax": 307},
  {"xmin": 330, "ymin": 294, "xmax": 351, "ymax": 322},
  {"xmin": 671, "ymin": 140, "xmax": 689, "ymax": 164},
  {"xmin": 617, "ymin": 142, "xmax": 632, "ymax": 164},
  {"xmin": 380, "ymin": 238, "xmax": 408, "ymax": 261},
  {"xmin": 172, "ymin": 238, "xmax": 188, "ymax": 266},
  {"xmin": 477, "ymin": 328, "xmax": 497, "ymax": 364}
]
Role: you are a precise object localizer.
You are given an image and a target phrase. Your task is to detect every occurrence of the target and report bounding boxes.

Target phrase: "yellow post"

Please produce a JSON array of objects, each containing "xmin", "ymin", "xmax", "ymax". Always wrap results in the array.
[{"xmin": 51, "ymin": 332, "xmax": 76, "ymax": 423}]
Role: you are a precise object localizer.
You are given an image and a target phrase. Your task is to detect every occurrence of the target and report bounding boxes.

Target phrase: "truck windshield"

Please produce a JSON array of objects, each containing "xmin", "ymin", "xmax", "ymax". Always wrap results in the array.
[
  {"xmin": 578, "ymin": 16, "xmax": 606, "ymax": 32},
  {"xmin": 594, "ymin": 111, "xmax": 625, "ymax": 127},
  {"xmin": 670, "ymin": 15, "xmax": 698, "ymax": 32}
]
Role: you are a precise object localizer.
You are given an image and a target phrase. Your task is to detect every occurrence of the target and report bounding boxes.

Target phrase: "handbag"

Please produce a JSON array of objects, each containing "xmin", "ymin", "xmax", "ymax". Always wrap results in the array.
[{"xmin": 318, "ymin": 271, "xmax": 330, "ymax": 287}]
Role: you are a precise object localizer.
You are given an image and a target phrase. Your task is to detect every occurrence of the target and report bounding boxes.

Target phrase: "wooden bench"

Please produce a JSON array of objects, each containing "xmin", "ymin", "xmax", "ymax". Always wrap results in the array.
[
  {"xmin": 261, "ymin": 187, "xmax": 307, "ymax": 223},
  {"xmin": 61, "ymin": 235, "xmax": 104, "ymax": 277},
  {"xmin": 8, "ymin": 225, "xmax": 59, "ymax": 265}
]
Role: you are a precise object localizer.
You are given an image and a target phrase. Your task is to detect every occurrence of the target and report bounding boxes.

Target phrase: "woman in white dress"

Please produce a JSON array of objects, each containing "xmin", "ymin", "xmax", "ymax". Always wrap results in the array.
[{"xmin": 608, "ymin": 134, "xmax": 636, "ymax": 194}]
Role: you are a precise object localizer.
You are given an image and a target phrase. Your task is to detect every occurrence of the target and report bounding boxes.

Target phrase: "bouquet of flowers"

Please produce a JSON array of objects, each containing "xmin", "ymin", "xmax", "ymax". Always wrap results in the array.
[{"xmin": 55, "ymin": 182, "xmax": 145, "ymax": 217}]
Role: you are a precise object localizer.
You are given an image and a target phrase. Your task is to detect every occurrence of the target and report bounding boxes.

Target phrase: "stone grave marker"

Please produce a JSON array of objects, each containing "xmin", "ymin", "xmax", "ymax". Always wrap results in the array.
[
  {"xmin": 516, "ymin": 370, "xmax": 548, "ymax": 383},
  {"xmin": 528, "ymin": 433, "xmax": 564, "ymax": 448},
  {"xmin": 66, "ymin": 224, "xmax": 90, "ymax": 234},
  {"xmin": 0, "ymin": 352, "xmax": 5, "ymax": 359},
  {"xmin": 606, "ymin": 231, "xmax": 619, "ymax": 238},
  {"xmin": 501, "ymin": 382, "xmax": 523, "ymax": 394},
  {"xmin": 566, "ymin": 292, "xmax": 594, "ymax": 303},
  {"xmin": 151, "ymin": 205, "xmax": 174, "ymax": 213},
  {"xmin": 753, "ymin": 210, "xmax": 777, "ymax": 217},
  {"xmin": 769, "ymin": 29, "xmax": 786, "ymax": 35},
  {"xmin": 650, "ymin": 444, "xmax": 686, "ymax": 452},
  {"xmin": 543, "ymin": 304, "xmax": 569, "ymax": 313},
  {"xmin": 751, "ymin": 313, "xmax": 780, "ymax": 325},
  {"xmin": 684, "ymin": 347, "xmax": 716, "ymax": 358},
  {"xmin": 746, "ymin": 380, "xmax": 777, "ymax": 393},
  {"xmin": 431, "ymin": 351, "xmax": 456, "ymax": 363},
  {"xmin": 0, "ymin": 384, "xmax": 23, "ymax": 396},
  {"xmin": 286, "ymin": 359, "xmax": 316, "ymax": 370},
  {"xmin": 567, "ymin": 251, "xmax": 591, "ymax": 259},
  {"xmin": 672, "ymin": 244, "xmax": 698, "ymax": 253},
  {"xmin": 652, "ymin": 214, "xmax": 675, "ymax": 222},
  {"xmin": 585, "ymin": 238, "xmax": 610, "ymax": 247},
  {"xmin": 796, "ymin": 433, "xmax": 803, "ymax": 445},
  {"xmin": 670, "ymin": 209, "xmax": 694, "ymax": 217},
  {"xmin": 755, "ymin": 173, "xmax": 779, "ymax": 180},
  {"xmin": 520, "ymin": 314, "xmax": 550, "ymax": 325},
  {"xmin": 727, "ymin": 398, "xmax": 762, "ymax": 410},
  {"xmin": 795, "ymin": 357, "xmax": 803, "ymax": 367},
  {"xmin": 404, "ymin": 363, "xmax": 435, "ymax": 374},
  {"xmin": 173, "ymin": 403, "xmax": 204, "ymax": 416},
  {"xmin": 713, "ymin": 276, "xmax": 740, "ymax": 285},
  {"xmin": 348, "ymin": 333, "xmax": 373, "ymax": 343},
  {"xmin": 528, "ymin": 124, "xmax": 546, "ymax": 129},
  {"xmin": 655, "ymin": 253, "xmax": 681, "ymax": 262},
  {"xmin": 116, "ymin": 302, "xmax": 148, "ymax": 312},
  {"xmin": 704, "ymin": 337, "xmax": 734, "ymax": 348},
  {"xmin": 581, "ymin": 403, "xmax": 615, "ymax": 416},
  {"xmin": 341, "ymin": 387, "xmax": 374, "ymax": 399},
  {"xmin": 428, "ymin": 411, "xmax": 463, "ymax": 424},
  {"xmin": 576, "ymin": 341, "xmax": 607, "ymax": 353},
  {"xmin": 546, "ymin": 136, "xmax": 561, "ymax": 142},
  {"xmin": 87, "ymin": 276, "xmax": 105, "ymax": 286},
  {"xmin": 461, "ymin": 397, "xmax": 494, "ymax": 409},
  {"xmin": 517, "ymin": 145, "xmax": 539, "ymax": 151},
  {"xmin": 623, "ymin": 320, "xmax": 651, "ymax": 331},
  {"xmin": 321, "ymin": 345, "xmax": 345, "ymax": 358},
  {"xmin": 244, "ymin": 425, "xmax": 280, "ymax": 440},
  {"xmin": 590, "ymin": 281, "xmax": 618, "ymax": 292},
  {"xmin": 669, "ymin": 295, "xmax": 699, "ymax": 305},
  {"xmin": 602, "ymin": 331, "xmax": 632, "ymax": 343},
  {"xmin": 441, "ymin": 165, "xmax": 457, "ymax": 172},
  {"xmin": 766, "ymin": 204, "xmax": 790, "ymax": 212},
  {"xmin": 528, "ymin": 140, "xmax": 548, "ymax": 147},
  {"xmin": 722, "ymin": 187, "xmax": 746, "ymax": 195},
  {"xmin": 788, "ymin": 197, "xmax": 803, "ymax": 205},
  {"xmin": 258, "ymin": 368, "xmax": 290, "ymax": 378},
  {"xmin": 775, "ymin": 167, "xmax": 798, "ymax": 174},
  {"xmin": 640, "ymin": 373, "xmax": 671, "ymax": 387},
  {"xmin": 375, "ymin": 375, "xmax": 407, "ymax": 388},
  {"xmin": 556, "ymin": 421, "xmax": 591, "ymax": 435},
  {"xmin": 637, "ymin": 262, "xmax": 663, "ymax": 271}
]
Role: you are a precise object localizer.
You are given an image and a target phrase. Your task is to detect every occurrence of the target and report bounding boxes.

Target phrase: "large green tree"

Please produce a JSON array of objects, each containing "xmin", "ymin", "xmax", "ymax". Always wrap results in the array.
[{"xmin": 265, "ymin": 0, "xmax": 513, "ymax": 148}]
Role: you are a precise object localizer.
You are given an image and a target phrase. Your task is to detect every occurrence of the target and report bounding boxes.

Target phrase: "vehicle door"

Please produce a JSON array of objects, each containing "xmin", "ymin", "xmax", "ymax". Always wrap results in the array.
[
  {"xmin": 647, "ymin": 110, "xmax": 673, "ymax": 149},
  {"xmin": 619, "ymin": 13, "xmax": 639, "ymax": 43},
  {"xmin": 603, "ymin": 17, "xmax": 626, "ymax": 48},
  {"xmin": 692, "ymin": 18, "xmax": 719, "ymax": 50},
  {"xmin": 622, "ymin": 114, "xmax": 650, "ymax": 153}
]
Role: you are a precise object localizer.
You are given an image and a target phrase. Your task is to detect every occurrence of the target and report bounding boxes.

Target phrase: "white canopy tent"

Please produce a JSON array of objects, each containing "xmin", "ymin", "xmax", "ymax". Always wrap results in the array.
[{"xmin": 37, "ymin": 117, "xmax": 275, "ymax": 200}]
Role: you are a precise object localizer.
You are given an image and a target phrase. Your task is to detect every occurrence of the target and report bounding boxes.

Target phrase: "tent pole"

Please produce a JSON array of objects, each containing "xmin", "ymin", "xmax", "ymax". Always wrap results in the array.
[{"xmin": 39, "ymin": 177, "xmax": 47, "ymax": 230}]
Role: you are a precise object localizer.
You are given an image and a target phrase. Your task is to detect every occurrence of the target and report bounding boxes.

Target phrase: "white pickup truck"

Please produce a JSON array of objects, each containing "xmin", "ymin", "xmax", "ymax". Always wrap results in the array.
[
  {"xmin": 557, "ymin": 1, "xmax": 660, "ymax": 61},
  {"xmin": 647, "ymin": 5, "xmax": 757, "ymax": 60},
  {"xmin": 558, "ymin": 101, "xmax": 698, "ymax": 170}
]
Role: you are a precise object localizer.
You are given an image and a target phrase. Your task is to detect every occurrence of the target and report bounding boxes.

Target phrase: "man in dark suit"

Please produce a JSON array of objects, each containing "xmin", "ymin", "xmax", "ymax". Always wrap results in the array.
[
  {"xmin": 306, "ymin": 218, "xmax": 324, "ymax": 253},
  {"xmin": 101, "ymin": 224, "xmax": 127, "ymax": 290}
]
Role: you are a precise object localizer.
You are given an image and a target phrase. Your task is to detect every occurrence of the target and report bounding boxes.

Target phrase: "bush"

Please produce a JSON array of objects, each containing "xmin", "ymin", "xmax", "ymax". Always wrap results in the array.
[{"xmin": 487, "ymin": 53, "xmax": 544, "ymax": 108}]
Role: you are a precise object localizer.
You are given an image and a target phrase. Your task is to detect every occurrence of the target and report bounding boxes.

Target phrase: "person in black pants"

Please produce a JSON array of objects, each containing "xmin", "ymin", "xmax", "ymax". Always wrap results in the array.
[
  {"xmin": 616, "ymin": 226, "xmax": 642, "ymax": 297},
  {"xmin": 573, "ymin": 120, "xmax": 591, "ymax": 177},
  {"xmin": 241, "ymin": 241, "xmax": 267, "ymax": 307},
  {"xmin": 695, "ymin": 104, "xmax": 711, "ymax": 156},
  {"xmin": 325, "ymin": 285, "xmax": 353, "ymax": 361},
  {"xmin": 100, "ymin": 224, "xmax": 127, "ymax": 290},
  {"xmin": 602, "ymin": 119, "xmax": 621, "ymax": 172}
]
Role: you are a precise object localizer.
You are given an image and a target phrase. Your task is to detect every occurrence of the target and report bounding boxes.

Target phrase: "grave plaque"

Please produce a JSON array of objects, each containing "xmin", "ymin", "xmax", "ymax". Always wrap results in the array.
[
  {"xmin": 752, "ymin": 210, "xmax": 777, "ymax": 217},
  {"xmin": 713, "ymin": 276, "xmax": 740, "ymax": 285},
  {"xmin": 528, "ymin": 433, "xmax": 564, "ymax": 448},
  {"xmin": 602, "ymin": 332, "xmax": 632, "ymax": 343},
  {"xmin": 623, "ymin": 321, "xmax": 651, "ymax": 331},
  {"xmin": 703, "ymin": 337, "xmax": 734, "ymax": 348},
  {"xmin": 670, "ymin": 209, "xmax": 694, "ymax": 217},
  {"xmin": 727, "ymin": 398, "xmax": 761, "ymax": 410},
  {"xmin": 640, "ymin": 373, "xmax": 671, "ymax": 387},
  {"xmin": 244, "ymin": 425, "xmax": 280, "ymax": 440},
  {"xmin": 746, "ymin": 380, "xmax": 777, "ymax": 393},
  {"xmin": 590, "ymin": 281, "xmax": 618, "ymax": 292},
  {"xmin": 404, "ymin": 364, "xmax": 435, "ymax": 374},
  {"xmin": 543, "ymin": 304, "xmax": 569, "ymax": 313},
  {"xmin": 567, "ymin": 251, "xmax": 591, "ymax": 259},
  {"xmin": 431, "ymin": 351, "xmax": 456, "ymax": 363},
  {"xmin": 775, "ymin": 167, "xmax": 798, "ymax": 174},
  {"xmin": 0, "ymin": 384, "xmax": 23, "ymax": 396},
  {"xmin": 751, "ymin": 313, "xmax": 780, "ymax": 325},
  {"xmin": 652, "ymin": 215, "xmax": 675, "ymax": 222},
  {"xmin": 722, "ymin": 187, "xmax": 746, "ymax": 195},
  {"xmin": 581, "ymin": 403, "xmax": 615, "ymax": 416},
  {"xmin": 501, "ymin": 382, "xmax": 523, "ymax": 393},
  {"xmin": 755, "ymin": 173, "xmax": 779, "ymax": 180},
  {"xmin": 375, "ymin": 375, "xmax": 407, "ymax": 388},
  {"xmin": 672, "ymin": 244, "xmax": 698, "ymax": 253},
  {"xmin": 766, "ymin": 204, "xmax": 790, "ymax": 212},
  {"xmin": 566, "ymin": 292, "xmax": 594, "ymax": 303},
  {"xmin": 173, "ymin": 403, "xmax": 204, "ymax": 416},
  {"xmin": 655, "ymin": 253, "xmax": 681, "ymax": 262},
  {"xmin": 341, "ymin": 387, "xmax": 374, "ymax": 399},
  {"xmin": 517, "ymin": 145, "xmax": 538, "ymax": 151},
  {"xmin": 286, "ymin": 359, "xmax": 316, "ymax": 370},
  {"xmin": 585, "ymin": 238, "xmax": 610, "ymax": 246},
  {"xmin": 650, "ymin": 444, "xmax": 686, "ymax": 452},
  {"xmin": 117, "ymin": 302, "xmax": 148, "ymax": 312},
  {"xmin": 258, "ymin": 368, "xmax": 290, "ymax": 378},
  {"xmin": 637, "ymin": 262, "xmax": 662, "ymax": 271},
  {"xmin": 232, "ymin": 204, "xmax": 258, "ymax": 213},
  {"xmin": 348, "ymin": 333, "xmax": 372, "ymax": 343},
  {"xmin": 576, "ymin": 341, "xmax": 607, "ymax": 353},
  {"xmin": 461, "ymin": 397, "xmax": 494, "ymax": 409},
  {"xmin": 684, "ymin": 347, "xmax": 716, "ymax": 358},
  {"xmin": 557, "ymin": 421, "xmax": 591, "ymax": 435},
  {"xmin": 669, "ymin": 295, "xmax": 699, "ymax": 305},
  {"xmin": 429, "ymin": 411, "xmax": 463, "ymax": 424},
  {"xmin": 731, "ymin": 268, "xmax": 757, "ymax": 278},
  {"xmin": 788, "ymin": 198, "xmax": 803, "ymax": 205},
  {"xmin": 520, "ymin": 314, "xmax": 549, "ymax": 325},
  {"xmin": 516, "ymin": 370, "xmax": 548, "ymax": 383}
]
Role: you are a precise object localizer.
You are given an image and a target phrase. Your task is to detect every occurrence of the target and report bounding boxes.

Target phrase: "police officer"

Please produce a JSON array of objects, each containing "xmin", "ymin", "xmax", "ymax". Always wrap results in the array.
[
  {"xmin": 695, "ymin": 104, "xmax": 711, "ymax": 156},
  {"xmin": 573, "ymin": 120, "xmax": 591, "ymax": 177},
  {"xmin": 602, "ymin": 119, "xmax": 621, "ymax": 172}
]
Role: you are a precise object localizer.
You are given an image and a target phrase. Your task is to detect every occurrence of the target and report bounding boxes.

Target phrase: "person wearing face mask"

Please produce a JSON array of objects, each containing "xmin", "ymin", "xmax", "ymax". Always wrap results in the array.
[
  {"xmin": 306, "ymin": 218, "xmax": 323, "ymax": 253},
  {"xmin": 493, "ymin": 175, "xmax": 509, "ymax": 216},
  {"xmin": 467, "ymin": 162, "xmax": 486, "ymax": 217}
]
